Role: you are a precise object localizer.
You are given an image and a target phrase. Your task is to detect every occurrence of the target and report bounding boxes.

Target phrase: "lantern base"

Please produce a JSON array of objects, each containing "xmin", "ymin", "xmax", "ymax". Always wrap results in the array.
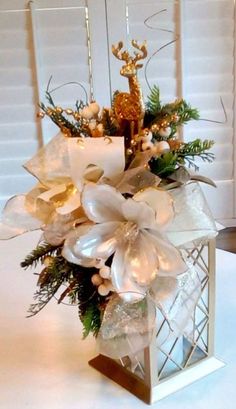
[{"xmin": 89, "ymin": 354, "xmax": 225, "ymax": 405}]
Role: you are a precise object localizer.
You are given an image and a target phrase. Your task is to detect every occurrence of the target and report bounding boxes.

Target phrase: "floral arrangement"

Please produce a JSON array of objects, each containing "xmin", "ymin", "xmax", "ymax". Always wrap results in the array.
[{"xmin": 0, "ymin": 41, "xmax": 217, "ymax": 356}]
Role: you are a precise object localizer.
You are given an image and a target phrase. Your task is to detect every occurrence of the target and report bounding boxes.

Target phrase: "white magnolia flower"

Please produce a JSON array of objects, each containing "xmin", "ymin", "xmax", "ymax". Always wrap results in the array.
[{"xmin": 62, "ymin": 183, "xmax": 187, "ymax": 301}]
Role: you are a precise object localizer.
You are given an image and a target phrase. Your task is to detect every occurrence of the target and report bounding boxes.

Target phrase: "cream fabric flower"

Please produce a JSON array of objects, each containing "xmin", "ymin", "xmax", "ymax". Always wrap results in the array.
[
  {"xmin": 62, "ymin": 183, "xmax": 187, "ymax": 301},
  {"xmin": 0, "ymin": 182, "xmax": 83, "ymax": 241}
]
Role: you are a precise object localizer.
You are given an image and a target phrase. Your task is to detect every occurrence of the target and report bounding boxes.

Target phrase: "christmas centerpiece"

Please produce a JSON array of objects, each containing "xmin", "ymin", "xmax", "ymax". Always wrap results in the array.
[{"xmin": 0, "ymin": 41, "xmax": 224, "ymax": 404}]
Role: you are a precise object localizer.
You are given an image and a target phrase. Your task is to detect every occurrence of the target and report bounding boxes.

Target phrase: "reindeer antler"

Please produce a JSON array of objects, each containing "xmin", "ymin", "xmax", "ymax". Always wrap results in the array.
[
  {"xmin": 132, "ymin": 40, "xmax": 147, "ymax": 63},
  {"xmin": 112, "ymin": 41, "xmax": 130, "ymax": 63}
]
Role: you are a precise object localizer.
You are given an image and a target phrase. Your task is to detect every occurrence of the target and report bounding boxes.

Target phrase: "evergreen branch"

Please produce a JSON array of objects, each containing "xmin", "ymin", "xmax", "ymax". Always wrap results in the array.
[
  {"xmin": 145, "ymin": 86, "xmax": 200, "ymax": 133},
  {"xmin": 27, "ymin": 255, "xmax": 72, "ymax": 317},
  {"xmin": 81, "ymin": 304, "xmax": 101, "ymax": 338},
  {"xmin": 149, "ymin": 152, "xmax": 178, "ymax": 178},
  {"xmin": 27, "ymin": 281, "xmax": 62, "ymax": 317},
  {"xmin": 25, "ymin": 247, "xmax": 104, "ymax": 336},
  {"xmin": 175, "ymin": 139, "xmax": 214, "ymax": 155},
  {"xmin": 21, "ymin": 242, "xmax": 61, "ymax": 269},
  {"xmin": 161, "ymin": 99, "xmax": 200, "ymax": 123},
  {"xmin": 101, "ymin": 108, "xmax": 119, "ymax": 136},
  {"xmin": 146, "ymin": 85, "xmax": 161, "ymax": 115},
  {"xmin": 174, "ymin": 139, "xmax": 215, "ymax": 169},
  {"xmin": 45, "ymin": 90, "xmax": 56, "ymax": 107},
  {"xmin": 39, "ymin": 101, "xmax": 80, "ymax": 137}
]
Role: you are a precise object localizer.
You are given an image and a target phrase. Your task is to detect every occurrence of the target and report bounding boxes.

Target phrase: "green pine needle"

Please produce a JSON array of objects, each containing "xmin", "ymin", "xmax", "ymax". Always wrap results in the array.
[
  {"xmin": 146, "ymin": 85, "xmax": 161, "ymax": 115},
  {"xmin": 81, "ymin": 304, "xmax": 101, "ymax": 338},
  {"xmin": 27, "ymin": 255, "xmax": 72, "ymax": 317},
  {"xmin": 161, "ymin": 99, "xmax": 200, "ymax": 123},
  {"xmin": 21, "ymin": 242, "xmax": 61, "ymax": 269},
  {"xmin": 101, "ymin": 108, "xmax": 118, "ymax": 136},
  {"xmin": 175, "ymin": 139, "xmax": 215, "ymax": 169},
  {"xmin": 149, "ymin": 152, "xmax": 178, "ymax": 178}
]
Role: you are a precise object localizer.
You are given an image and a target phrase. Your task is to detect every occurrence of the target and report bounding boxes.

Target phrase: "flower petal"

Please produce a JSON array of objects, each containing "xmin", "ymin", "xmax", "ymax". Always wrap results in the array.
[
  {"xmin": 147, "ymin": 229, "xmax": 187, "ymax": 276},
  {"xmin": 0, "ymin": 195, "xmax": 42, "ymax": 240},
  {"xmin": 56, "ymin": 191, "xmax": 81, "ymax": 215},
  {"xmin": 125, "ymin": 231, "xmax": 159, "ymax": 285},
  {"xmin": 73, "ymin": 221, "xmax": 120, "ymax": 260},
  {"xmin": 62, "ymin": 224, "xmax": 96, "ymax": 266},
  {"xmin": 111, "ymin": 245, "xmax": 146, "ymax": 302},
  {"xmin": 134, "ymin": 187, "xmax": 174, "ymax": 228},
  {"xmin": 121, "ymin": 198, "xmax": 156, "ymax": 229},
  {"xmin": 43, "ymin": 207, "xmax": 86, "ymax": 246},
  {"xmin": 82, "ymin": 183, "xmax": 126, "ymax": 223}
]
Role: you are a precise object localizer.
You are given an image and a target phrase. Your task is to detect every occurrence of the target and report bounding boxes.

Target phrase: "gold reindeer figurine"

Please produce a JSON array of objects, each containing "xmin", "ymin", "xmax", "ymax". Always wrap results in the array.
[{"xmin": 112, "ymin": 40, "xmax": 147, "ymax": 148}]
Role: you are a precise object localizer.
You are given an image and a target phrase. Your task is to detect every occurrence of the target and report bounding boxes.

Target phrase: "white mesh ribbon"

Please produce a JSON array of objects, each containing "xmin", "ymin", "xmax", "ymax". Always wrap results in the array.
[
  {"xmin": 0, "ymin": 136, "xmax": 125, "ymax": 240},
  {"xmin": 97, "ymin": 295, "xmax": 156, "ymax": 359},
  {"xmin": 97, "ymin": 183, "xmax": 217, "ymax": 359},
  {"xmin": 166, "ymin": 182, "xmax": 218, "ymax": 248}
]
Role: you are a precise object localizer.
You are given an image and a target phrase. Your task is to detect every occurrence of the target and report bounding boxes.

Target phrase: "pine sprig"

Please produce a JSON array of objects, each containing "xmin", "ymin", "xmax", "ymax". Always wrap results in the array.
[
  {"xmin": 101, "ymin": 108, "xmax": 118, "ymax": 136},
  {"xmin": 71, "ymin": 265, "xmax": 104, "ymax": 338},
  {"xmin": 161, "ymin": 99, "xmax": 200, "ymax": 124},
  {"xmin": 175, "ymin": 139, "xmax": 215, "ymax": 169},
  {"xmin": 81, "ymin": 304, "xmax": 102, "ymax": 338},
  {"xmin": 146, "ymin": 85, "xmax": 161, "ymax": 116},
  {"xmin": 145, "ymin": 86, "xmax": 200, "ymax": 135},
  {"xmin": 27, "ymin": 255, "xmax": 72, "ymax": 317},
  {"xmin": 40, "ymin": 101, "xmax": 80, "ymax": 137},
  {"xmin": 23, "ymin": 245, "xmax": 104, "ymax": 336},
  {"xmin": 149, "ymin": 152, "xmax": 178, "ymax": 178},
  {"xmin": 21, "ymin": 242, "xmax": 61, "ymax": 269}
]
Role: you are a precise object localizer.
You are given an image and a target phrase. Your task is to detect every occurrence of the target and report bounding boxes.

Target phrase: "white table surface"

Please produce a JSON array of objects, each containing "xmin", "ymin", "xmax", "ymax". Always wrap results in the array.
[{"xmin": 0, "ymin": 231, "xmax": 235, "ymax": 409}]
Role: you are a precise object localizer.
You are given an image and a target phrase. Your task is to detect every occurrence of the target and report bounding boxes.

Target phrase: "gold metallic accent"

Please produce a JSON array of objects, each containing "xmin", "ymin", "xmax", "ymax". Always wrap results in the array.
[
  {"xmin": 126, "ymin": 148, "xmax": 133, "ymax": 156},
  {"xmin": 103, "ymin": 136, "xmax": 113, "ymax": 144},
  {"xmin": 111, "ymin": 40, "xmax": 147, "ymax": 124},
  {"xmin": 46, "ymin": 108, "xmax": 53, "ymax": 116},
  {"xmin": 55, "ymin": 106, "xmax": 63, "ymax": 114},
  {"xmin": 65, "ymin": 108, "xmax": 74, "ymax": 115},
  {"xmin": 37, "ymin": 111, "xmax": 45, "ymax": 119},
  {"xmin": 151, "ymin": 124, "xmax": 160, "ymax": 133},
  {"xmin": 77, "ymin": 137, "xmax": 85, "ymax": 146},
  {"xmin": 73, "ymin": 112, "xmax": 80, "ymax": 120}
]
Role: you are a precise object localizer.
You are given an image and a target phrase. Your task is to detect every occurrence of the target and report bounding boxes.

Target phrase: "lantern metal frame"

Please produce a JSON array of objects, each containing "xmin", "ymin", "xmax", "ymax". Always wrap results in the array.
[{"xmin": 89, "ymin": 239, "xmax": 225, "ymax": 404}]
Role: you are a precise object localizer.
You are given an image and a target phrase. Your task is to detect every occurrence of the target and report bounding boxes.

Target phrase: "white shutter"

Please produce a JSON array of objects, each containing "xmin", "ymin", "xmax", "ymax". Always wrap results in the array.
[
  {"xmin": 31, "ymin": 0, "xmax": 110, "ymax": 143},
  {"xmin": 0, "ymin": 1, "xmax": 39, "ymax": 211},
  {"xmin": 0, "ymin": 0, "xmax": 110, "ymax": 211},
  {"xmin": 183, "ymin": 0, "xmax": 235, "ymax": 221},
  {"xmin": 106, "ymin": 0, "xmax": 235, "ymax": 221}
]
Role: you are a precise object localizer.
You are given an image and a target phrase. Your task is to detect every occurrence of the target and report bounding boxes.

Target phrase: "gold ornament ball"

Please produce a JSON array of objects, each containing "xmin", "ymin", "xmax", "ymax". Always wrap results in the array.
[
  {"xmin": 172, "ymin": 114, "xmax": 180, "ymax": 123},
  {"xmin": 46, "ymin": 108, "xmax": 53, "ymax": 116},
  {"xmin": 65, "ymin": 108, "xmax": 74, "ymax": 115},
  {"xmin": 126, "ymin": 148, "xmax": 133, "ymax": 156},
  {"xmin": 37, "ymin": 112, "xmax": 45, "ymax": 119},
  {"xmin": 55, "ymin": 106, "xmax": 63, "ymax": 114},
  {"xmin": 151, "ymin": 124, "xmax": 160, "ymax": 133}
]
